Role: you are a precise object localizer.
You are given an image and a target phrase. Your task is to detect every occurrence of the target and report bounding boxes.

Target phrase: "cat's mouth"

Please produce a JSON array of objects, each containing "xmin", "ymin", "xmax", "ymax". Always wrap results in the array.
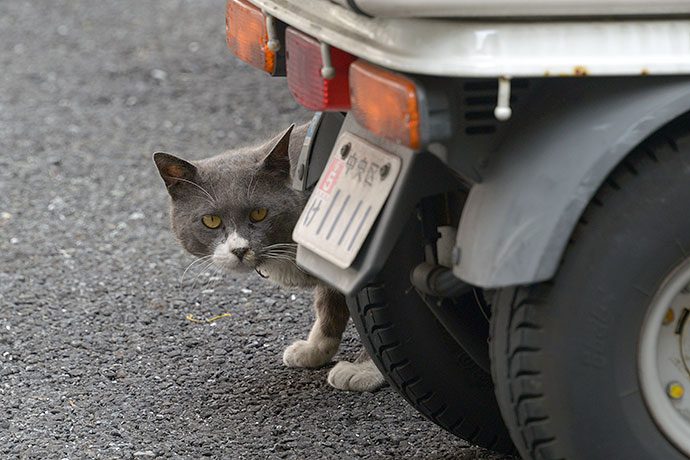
[
  {"xmin": 255, "ymin": 268, "xmax": 269, "ymax": 279},
  {"xmin": 211, "ymin": 246, "xmax": 258, "ymax": 273}
]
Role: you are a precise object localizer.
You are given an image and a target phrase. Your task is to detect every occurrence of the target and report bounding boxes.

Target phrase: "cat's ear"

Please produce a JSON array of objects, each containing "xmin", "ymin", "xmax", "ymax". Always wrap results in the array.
[
  {"xmin": 261, "ymin": 124, "xmax": 295, "ymax": 176},
  {"xmin": 153, "ymin": 152, "xmax": 198, "ymax": 198}
]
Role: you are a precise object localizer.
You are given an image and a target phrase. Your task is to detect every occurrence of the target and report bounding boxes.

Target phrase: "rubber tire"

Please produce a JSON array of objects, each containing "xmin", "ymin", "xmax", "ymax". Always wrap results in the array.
[
  {"xmin": 347, "ymin": 213, "xmax": 516, "ymax": 455},
  {"xmin": 490, "ymin": 116, "xmax": 690, "ymax": 460}
]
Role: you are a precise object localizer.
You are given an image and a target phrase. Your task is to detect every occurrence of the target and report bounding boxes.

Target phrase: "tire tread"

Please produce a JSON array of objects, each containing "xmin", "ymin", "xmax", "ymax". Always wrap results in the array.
[
  {"xmin": 491, "ymin": 113, "xmax": 690, "ymax": 460},
  {"xmin": 352, "ymin": 283, "xmax": 517, "ymax": 454}
]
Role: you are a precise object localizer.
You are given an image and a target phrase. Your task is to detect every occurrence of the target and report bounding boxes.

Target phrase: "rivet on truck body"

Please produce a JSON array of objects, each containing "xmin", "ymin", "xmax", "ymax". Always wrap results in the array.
[
  {"xmin": 340, "ymin": 142, "xmax": 350, "ymax": 159},
  {"xmin": 379, "ymin": 163, "xmax": 390, "ymax": 179}
]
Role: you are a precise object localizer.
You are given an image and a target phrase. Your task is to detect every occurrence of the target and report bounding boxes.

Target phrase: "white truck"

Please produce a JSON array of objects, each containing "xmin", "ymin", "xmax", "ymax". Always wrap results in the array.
[{"xmin": 225, "ymin": 1, "xmax": 690, "ymax": 458}]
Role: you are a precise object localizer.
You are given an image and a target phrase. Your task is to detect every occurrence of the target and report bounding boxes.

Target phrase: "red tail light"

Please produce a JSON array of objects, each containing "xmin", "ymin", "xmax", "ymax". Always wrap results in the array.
[{"xmin": 286, "ymin": 28, "xmax": 355, "ymax": 111}]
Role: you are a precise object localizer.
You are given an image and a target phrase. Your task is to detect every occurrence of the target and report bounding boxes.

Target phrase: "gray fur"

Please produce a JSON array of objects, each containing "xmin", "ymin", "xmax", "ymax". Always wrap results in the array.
[
  {"xmin": 153, "ymin": 124, "xmax": 309, "ymax": 283},
  {"xmin": 154, "ymin": 123, "xmax": 385, "ymax": 392}
]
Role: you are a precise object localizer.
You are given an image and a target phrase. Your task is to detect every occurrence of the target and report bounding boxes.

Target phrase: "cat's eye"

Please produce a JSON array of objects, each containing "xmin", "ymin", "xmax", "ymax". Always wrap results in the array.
[
  {"xmin": 202, "ymin": 214, "xmax": 222, "ymax": 229},
  {"xmin": 249, "ymin": 208, "xmax": 268, "ymax": 223}
]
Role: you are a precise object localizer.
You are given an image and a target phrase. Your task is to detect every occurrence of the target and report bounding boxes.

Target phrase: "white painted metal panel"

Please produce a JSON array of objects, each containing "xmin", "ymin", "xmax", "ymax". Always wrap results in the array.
[
  {"xmin": 253, "ymin": 0, "xmax": 690, "ymax": 77},
  {"xmin": 331, "ymin": 0, "xmax": 690, "ymax": 18}
]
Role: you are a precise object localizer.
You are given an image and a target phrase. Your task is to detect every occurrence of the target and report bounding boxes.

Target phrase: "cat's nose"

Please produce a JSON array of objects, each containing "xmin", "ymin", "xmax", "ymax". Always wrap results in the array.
[{"xmin": 231, "ymin": 247, "xmax": 249, "ymax": 261}]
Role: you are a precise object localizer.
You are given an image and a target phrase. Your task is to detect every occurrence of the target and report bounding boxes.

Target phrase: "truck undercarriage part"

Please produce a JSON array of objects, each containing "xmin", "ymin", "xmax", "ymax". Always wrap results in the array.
[
  {"xmin": 418, "ymin": 292, "xmax": 490, "ymax": 374},
  {"xmin": 410, "ymin": 262, "xmax": 471, "ymax": 298},
  {"xmin": 410, "ymin": 194, "xmax": 489, "ymax": 373},
  {"xmin": 346, "ymin": 214, "xmax": 515, "ymax": 454}
]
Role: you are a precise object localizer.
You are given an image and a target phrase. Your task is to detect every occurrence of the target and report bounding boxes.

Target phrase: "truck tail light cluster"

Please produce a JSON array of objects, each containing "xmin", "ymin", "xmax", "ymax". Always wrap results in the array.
[{"xmin": 225, "ymin": 0, "xmax": 425, "ymax": 148}]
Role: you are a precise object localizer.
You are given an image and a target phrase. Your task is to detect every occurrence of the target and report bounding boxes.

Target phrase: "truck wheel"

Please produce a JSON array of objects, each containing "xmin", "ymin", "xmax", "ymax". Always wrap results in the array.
[
  {"xmin": 347, "ymin": 215, "xmax": 516, "ymax": 455},
  {"xmin": 490, "ymin": 117, "xmax": 690, "ymax": 460}
]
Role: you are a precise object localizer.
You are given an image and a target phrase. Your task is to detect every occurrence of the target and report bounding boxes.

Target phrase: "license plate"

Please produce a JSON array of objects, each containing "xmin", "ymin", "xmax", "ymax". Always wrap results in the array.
[{"xmin": 293, "ymin": 132, "xmax": 401, "ymax": 269}]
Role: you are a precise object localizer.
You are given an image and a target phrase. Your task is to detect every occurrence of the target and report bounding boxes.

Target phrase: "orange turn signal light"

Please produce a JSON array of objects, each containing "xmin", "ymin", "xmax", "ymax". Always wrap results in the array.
[
  {"xmin": 225, "ymin": 0, "xmax": 275, "ymax": 73},
  {"xmin": 349, "ymin": 60, "xmax": 421, "ymax": 149}
]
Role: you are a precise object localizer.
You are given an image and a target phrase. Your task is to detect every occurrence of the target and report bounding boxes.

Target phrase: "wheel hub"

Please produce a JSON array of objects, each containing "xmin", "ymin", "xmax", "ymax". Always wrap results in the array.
[{"xmin": 640, "ymin": 257, "xmax": 690, "ymax": 456}]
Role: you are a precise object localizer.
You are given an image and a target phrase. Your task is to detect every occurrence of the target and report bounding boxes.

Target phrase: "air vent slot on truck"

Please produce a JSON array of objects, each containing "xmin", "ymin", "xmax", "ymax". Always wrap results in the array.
[{"xmin": 462, "ymin": 79, "xmax": 529, "ymax": 135}]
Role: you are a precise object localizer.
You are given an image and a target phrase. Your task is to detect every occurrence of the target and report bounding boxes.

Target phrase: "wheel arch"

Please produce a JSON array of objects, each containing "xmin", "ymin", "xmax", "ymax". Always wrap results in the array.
[{"xmin": 454, "ymin": 77, "xmax": 690, "ymax": 288}]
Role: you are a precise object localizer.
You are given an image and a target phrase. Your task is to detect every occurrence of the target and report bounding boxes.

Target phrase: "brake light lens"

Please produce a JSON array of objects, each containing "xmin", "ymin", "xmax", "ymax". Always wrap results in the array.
[
  {"xmin": 349, "ymin": 60, "xmax": 421, "ymax": 149},
  {"xmin": 225, "ymin": 0, "xmax": 275, "ymax": 73},
  {"xmin": 285, "ymin": 28, "xmax": 355, "ymax": 111}
]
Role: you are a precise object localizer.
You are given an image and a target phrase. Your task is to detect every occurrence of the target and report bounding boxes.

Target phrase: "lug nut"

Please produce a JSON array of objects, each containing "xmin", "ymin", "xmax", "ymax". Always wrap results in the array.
[{"xmin": 667, "ymin": 382, "xmax": 685, "ymax": 400}]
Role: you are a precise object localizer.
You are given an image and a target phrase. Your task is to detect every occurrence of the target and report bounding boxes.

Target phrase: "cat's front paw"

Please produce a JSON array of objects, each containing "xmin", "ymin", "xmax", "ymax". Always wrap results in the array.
[
  {"xmin": 282, "ymin": 339, "xmax": 335, "ymax": 368},
  {"xmin": 327, "ymin": 360, "xmax": 386, "ymax": 392}
]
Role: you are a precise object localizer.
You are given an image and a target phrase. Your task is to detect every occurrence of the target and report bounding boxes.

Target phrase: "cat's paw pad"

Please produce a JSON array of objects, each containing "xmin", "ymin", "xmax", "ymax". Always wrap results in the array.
[
  {"xmin": 327, "ymin": 360, "xmax": 385, "ymax": 392},
  {"xmin": 282, "ymin": 340, "xmax": 332, "ymax": 368}
]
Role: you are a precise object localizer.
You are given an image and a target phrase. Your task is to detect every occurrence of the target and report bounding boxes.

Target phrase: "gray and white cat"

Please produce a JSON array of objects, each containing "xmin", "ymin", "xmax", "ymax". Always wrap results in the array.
[{"xmin": 153, "ymin": 123, "xmax": 385, "ymax": 392}]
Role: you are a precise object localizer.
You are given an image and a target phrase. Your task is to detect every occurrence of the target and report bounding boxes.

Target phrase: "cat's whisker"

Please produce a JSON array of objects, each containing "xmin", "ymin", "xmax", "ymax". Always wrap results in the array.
[
  {"xmin": 196, "ymin": 266, "xmax": 219, "ymax": 292},
  {"xmin": 211, "ymin": 267, "xmax": 225, "ymax": 289},
  {"xmin": 201, "ymin": 265, "xmax": 224, "ymax": 291},
  {"xmin": 263, "ymin": 252, "xmax": 297, "ymax": 260},
  {"xmin": 265, "ymin": 246, "xmax": 297, "ymax": 251},
  {"xmin": 262, "ymin": 254, "xmax": 304, "ymax": 268},
  {"xmin": 261, "ymin": 253, "xmax": 294, "ymax": 261},
  {"xmin": 264, "ymin": 243, "xmax": 298, "ymax": 250},
  {"xmin": 185, "ymin": 263, "xmax": 213, "ymax": 291},
  {"xmin": 263, "ymin": 247, "xmax": 297, "ymax": 252},
  {"xmin": 189, "ymin": 259, "xmax": 217, "ymax": 291},
  {"xmin": 265, "ymin": 254, "xmax": 297, "ymax": 260},
  {"xmin": 187, "ymin": 268, "xmax": 206, "ymax": 292},
  {"xmin": 246, "ymin": 175, "xmax": 254, "ymax": 200},
  {"xmin": 262, "ymin": 254, "xmax": 309, "ymax": 275},
  {"xmin": 264, "ymin": 255, "xmax": 297, "ymax": 262},
  {"xmin": 264, "ymin": 255, "xmax": 295, "ymax": 262},
  {"xmin": 180, "ymin": 255, "xmax": 214, "ymax": 284},
  {"xmin": 246, "ymin": 172, "xmax": 260, "ymax": 201},
  {"xmin": 174, "ymin": 177, "xmax": 217, "ymax": 205},
  {"xmin": 266, "ymin": 250, "xmax": 298, "ymax": 257},
  {"xmin": 206, "ymin": 178, "xmax": 220, "ymax": 203},
  {"xmin": 265, "ymin": 211, "xmax": 294, "ymax": 223},
  {"xmin": 264, "ymin": 254, "xmax": 295, "ymax": 262}
]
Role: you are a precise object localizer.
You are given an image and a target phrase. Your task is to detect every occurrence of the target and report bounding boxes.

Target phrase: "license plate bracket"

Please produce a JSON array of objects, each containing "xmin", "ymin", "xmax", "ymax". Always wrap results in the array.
[{"xmin": 293, "ymin": 132, "xmax": 402, "ymax": 269}]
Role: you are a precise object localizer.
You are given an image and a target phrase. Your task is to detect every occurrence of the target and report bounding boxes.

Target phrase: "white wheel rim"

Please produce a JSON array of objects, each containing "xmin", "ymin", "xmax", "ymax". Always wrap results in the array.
[{"xmin": 639, "ymin": 256, "xmax": 690, "ymax": 456}]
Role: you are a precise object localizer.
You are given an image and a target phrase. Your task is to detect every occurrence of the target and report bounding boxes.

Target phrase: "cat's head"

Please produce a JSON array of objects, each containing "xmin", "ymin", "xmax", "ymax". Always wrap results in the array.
[{"xmin": 153, "ymin": 125, "xmax": 308, "ymax": 277}]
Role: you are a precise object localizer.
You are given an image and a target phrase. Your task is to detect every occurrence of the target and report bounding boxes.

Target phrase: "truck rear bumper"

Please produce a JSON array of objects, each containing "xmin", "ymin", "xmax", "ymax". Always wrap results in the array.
[
  {"xmin": 331, "ymin": 0, "xmax": 690, "ymax": 19},
  {"xmin": 252, "ymin": 0, "xmax": 690, "ymax": 77}
]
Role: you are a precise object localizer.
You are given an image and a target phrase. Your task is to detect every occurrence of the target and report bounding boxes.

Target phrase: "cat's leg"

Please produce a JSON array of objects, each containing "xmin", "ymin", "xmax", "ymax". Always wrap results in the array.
[
  {"xmin": 283, "ymin": 285, "xmax": 349, "ymax": 368},
  {"xmin": 327, "ymin": 347, "xmax": 386, "ymax": 392}
]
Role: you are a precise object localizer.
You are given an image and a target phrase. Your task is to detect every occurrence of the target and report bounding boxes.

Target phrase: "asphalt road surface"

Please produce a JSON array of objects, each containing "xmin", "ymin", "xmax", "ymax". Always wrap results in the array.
[{"xmin": 0, "ymin": 1, "xmax": 512, "ymax": 459}]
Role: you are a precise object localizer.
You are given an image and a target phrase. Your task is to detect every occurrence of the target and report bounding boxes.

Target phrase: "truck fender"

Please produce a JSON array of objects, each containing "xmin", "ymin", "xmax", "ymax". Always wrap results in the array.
[{"xmin": 454, "ymin": 77, "xmax": 690, "ymax": 288}]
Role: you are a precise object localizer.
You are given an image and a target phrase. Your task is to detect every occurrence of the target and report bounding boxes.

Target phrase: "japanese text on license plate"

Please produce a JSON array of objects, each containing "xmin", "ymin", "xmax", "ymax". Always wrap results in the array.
[{"xmin": 293, "ymin": 132, "xmax": 401, "ymax": 269}]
